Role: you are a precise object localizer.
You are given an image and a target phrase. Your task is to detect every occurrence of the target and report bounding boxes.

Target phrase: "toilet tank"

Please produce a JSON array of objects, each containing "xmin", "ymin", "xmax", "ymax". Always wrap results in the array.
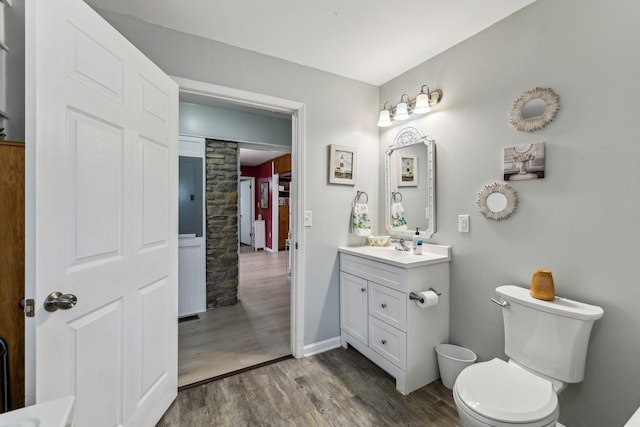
[{"xmin": 496, "ymin": 285, "xmax": 603, "ymax": 383}]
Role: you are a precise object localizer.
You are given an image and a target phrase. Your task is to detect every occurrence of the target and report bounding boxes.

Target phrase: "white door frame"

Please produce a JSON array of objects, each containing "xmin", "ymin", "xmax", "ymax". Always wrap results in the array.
[
  {"xmin": 238, "ymin": 176, "xmax": 255, "ymax": 246},
  {"xmin": 270, "ymin": 173, "xmax": 279, "ymax": 252},
  {"xmin": 173, "ymin": 76, "xmax": 305, "ymax": 358}
]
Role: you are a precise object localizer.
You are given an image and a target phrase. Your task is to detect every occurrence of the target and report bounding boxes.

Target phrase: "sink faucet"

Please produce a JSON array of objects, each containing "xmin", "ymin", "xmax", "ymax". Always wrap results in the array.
[{"xmin": 391, "ymin": 237, "xmax": 411, "ymax": 252}]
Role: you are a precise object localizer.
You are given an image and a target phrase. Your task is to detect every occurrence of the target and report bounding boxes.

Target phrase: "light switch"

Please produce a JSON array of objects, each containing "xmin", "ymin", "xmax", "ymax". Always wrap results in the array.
[
  {"xmin": 458, "ymin": 215, "xmax": 470, "ymax": 233},
  {"xmin": 304, "ymin": 210, "xmax": 312, "ymax": 227}
]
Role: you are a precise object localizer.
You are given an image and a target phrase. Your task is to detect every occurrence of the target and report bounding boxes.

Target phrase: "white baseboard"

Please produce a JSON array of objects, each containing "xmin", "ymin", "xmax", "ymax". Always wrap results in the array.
[{"xmin": 303, "ymin": 336, "xmax": 341, "ymax": 357}]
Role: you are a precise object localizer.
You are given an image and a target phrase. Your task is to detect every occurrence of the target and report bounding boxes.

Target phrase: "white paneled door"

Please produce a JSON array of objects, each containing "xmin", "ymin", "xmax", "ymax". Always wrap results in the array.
[
  {"xmin": 26, "ymin": 0, "xmax": 178, "ymax": 425},
  {"xmin": 239, "ymin": 179, "xmax": 252, "ymax": 246}
]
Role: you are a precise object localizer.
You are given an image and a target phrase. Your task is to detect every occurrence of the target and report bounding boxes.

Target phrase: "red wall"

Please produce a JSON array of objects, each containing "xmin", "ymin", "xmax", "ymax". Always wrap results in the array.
[{"xmin": 240, "ymin": 165, "xmax": 257, "ymax": 177}]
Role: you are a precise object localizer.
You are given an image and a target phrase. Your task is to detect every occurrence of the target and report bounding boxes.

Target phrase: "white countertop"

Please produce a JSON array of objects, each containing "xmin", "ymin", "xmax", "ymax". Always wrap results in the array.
[
  {"xmin": 0, "ymin": 396, "xmax": 74, "ymax": 427},
  {"xmin": 625, "ymin": 406, "xmax": 640, "ymax": 426},
  {"xmin": 338, "ymin": 244, "xmax": 451, "ymax": 268}
]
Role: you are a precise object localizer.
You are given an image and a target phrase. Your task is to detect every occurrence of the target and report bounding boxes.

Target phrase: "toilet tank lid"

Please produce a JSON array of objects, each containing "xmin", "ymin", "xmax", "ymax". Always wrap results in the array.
[{"xmin": 496, "ymin": 285, "xmax": 603, "ymax": 321}]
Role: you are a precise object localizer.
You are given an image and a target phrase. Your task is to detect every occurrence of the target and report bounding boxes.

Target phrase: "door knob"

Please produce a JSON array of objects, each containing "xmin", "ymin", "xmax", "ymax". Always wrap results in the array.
[{"xmin": 44, "ymin": 292, "xmax": 78, "ymax": 312}]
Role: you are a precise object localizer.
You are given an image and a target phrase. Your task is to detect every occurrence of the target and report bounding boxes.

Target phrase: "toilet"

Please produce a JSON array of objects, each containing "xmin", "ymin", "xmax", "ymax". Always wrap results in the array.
[{"xmin": 453, "ymin": 285, "xmax": 603, "ymax": 427}]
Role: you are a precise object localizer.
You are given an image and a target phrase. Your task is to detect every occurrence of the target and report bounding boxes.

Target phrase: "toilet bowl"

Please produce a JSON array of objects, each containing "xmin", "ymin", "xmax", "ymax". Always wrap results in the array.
[{"xmin": 453, "ymin": 358, "xmax": 559, "ymax": 427}]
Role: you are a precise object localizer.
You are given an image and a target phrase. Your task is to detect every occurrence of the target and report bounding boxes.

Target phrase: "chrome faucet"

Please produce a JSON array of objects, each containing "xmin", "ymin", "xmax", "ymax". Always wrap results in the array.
[{"xmin": 391, "ymin": 237, "xmax": 411, "ymax": 252}]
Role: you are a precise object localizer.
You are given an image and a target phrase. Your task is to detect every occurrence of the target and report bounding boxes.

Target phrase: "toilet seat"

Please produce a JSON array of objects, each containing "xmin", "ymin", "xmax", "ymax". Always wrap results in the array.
[{"xmin": 454, "ymin": 358, "xmax": 559, "ymax": 426}]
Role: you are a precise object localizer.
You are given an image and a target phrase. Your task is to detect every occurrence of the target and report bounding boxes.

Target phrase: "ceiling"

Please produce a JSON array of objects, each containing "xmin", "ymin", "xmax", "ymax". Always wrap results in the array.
[
  {"xmin": 86, "ymin": 0, "xmax": 538, "ymax": 86},
  {"xmin": 239, "ymin": 146, "xmax": 290, "ymax": 167},
  {"xmin": 90, "ymin": 0, "xmax": 537, "ymax": 166}
]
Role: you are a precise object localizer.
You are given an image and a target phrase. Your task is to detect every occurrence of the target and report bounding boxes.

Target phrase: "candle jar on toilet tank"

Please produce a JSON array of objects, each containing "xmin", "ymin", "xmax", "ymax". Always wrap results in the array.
[{"xmin": 530, "ymin": 269, "xmax": 554, "ymax": 301}]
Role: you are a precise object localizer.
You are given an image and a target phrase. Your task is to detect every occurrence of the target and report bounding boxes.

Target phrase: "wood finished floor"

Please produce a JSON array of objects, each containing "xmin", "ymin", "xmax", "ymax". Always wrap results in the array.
[
  {"xmin": 178, "ymin": 246, "xmax": 291, "ymax": 387},
  {"xmin": 158, "ymin": 346, "xmax": 462, "ymax": 426}
]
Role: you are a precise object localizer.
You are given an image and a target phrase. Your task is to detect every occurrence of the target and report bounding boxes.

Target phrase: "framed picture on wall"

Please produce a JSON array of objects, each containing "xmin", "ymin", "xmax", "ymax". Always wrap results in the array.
[
  {"xmin": 260, "ymin": 181, "xmax": 269, "ymax": 209},
  {"xmin": 503, "ymin": 142, "xmax": 545, "ymax": 181},
  {"xmin": 397, "ymin": 153, "xmax": 418, "ymax": 187},
  {"xmin": 329, "ymin": 144, "xmax": 357, "ymax": 185}
]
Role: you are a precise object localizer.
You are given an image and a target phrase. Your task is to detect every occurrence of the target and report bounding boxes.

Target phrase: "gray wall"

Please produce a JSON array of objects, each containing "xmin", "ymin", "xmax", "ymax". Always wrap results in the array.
[
  {"xmin": 179, "ymin": 101, "xmax": 291, "ymax": 147},
  {"xmin": 4, "ymin": 0, "xmax": 24, "ymax": 141},
  {"xmin": 379, "ymin": 0, "xmax": 640, "ymax": 425},
  {"xmin": 94, "ymin": 2, "xmax": 640, "ymax": 424},
  {"xmin": 93, "ymin": 9, "xmax": 380, "ymax": 347}
]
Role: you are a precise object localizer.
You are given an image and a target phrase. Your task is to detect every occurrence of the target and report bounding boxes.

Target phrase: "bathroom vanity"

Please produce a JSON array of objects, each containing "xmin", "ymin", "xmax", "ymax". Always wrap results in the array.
[{"xmin": 338, "ymin": 244, "xmax": 451, "ymax": 394}]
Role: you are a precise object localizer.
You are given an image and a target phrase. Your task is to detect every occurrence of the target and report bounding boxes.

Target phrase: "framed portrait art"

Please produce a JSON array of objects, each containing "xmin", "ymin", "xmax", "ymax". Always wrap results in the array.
[
  {"xmin": 329, "ymin": 144, "xmax": 357, "ymax": 185},
  {"xmin": 397, "ymin": 153, "xmax": 418, "ymax": 187},
  {"xmin": 260, "ymin": 182, "xmax": 269, "ymax": 209}
]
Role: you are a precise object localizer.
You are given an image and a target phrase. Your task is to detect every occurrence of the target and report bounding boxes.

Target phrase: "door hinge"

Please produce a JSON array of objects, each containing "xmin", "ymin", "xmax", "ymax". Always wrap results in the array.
[
  {"xmin": 19, "ymin": 298, "xmax": 35, "ymax": 317},
  {"xmin": 295, "ymin": 242, "xmax": 298, "ymax": 250}
]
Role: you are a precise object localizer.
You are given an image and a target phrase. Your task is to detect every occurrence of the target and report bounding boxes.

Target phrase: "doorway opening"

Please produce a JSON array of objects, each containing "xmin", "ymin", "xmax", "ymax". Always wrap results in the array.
[
  {"xmin": 174, "ymin": 77, "xmax": 304, "ymax": 387},
  {"xmin": 238, "ymin": 177, "xmax": 255, "ymax": 248}
]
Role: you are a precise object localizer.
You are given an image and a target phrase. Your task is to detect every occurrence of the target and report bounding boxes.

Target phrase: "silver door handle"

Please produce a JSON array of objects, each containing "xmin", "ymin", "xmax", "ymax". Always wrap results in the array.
[{"xmin": 44, "ymin": 292, "xmax": 78, "ymax": 312}]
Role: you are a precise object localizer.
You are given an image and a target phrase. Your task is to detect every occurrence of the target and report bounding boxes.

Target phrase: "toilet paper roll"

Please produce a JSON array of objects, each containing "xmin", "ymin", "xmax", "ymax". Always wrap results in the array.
[{"xmin": 415, "ymin": 290, "xmax": 439, "ymax": 308}]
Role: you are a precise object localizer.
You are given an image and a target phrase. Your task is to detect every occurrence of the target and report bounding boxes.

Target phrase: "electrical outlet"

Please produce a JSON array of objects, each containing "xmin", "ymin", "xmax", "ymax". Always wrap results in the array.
[
  {"xmin": 458, "ymin": 215, "xmax": 470, "ymax": 233},
  {"xmin": 304, "ymin": 210, "xmax": 312, "ymax": 227}
]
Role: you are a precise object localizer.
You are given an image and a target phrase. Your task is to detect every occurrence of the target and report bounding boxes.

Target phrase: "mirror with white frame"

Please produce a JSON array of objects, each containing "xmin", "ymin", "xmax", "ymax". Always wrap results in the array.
[{"xmin": 385, "ymin": 127, "xmax": 435, "ymax": 239}]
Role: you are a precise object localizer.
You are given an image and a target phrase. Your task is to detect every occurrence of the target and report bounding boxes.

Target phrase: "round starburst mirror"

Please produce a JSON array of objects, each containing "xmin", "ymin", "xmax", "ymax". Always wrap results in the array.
[{"xmin": 509, "ymin": 87, "xmax": 559, "ymax": 132}]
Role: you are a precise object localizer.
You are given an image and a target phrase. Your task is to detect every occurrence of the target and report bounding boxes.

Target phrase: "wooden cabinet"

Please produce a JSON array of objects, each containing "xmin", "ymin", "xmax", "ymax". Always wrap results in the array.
[
  {"xmin": 278, "ymin": 205, "xmax": 289, "ymax": 250},
  {"xmin": 0, "ymin": 141, "xmax": 25, "ymax": 410},
  {"xmin": 339, "ymin": 249, "xmax": 450, "ymax": 395},
  {"xmin": 277, "ymin": 177, "xmax": 289, "ymax": 250},
  {"xmin": 273, "ymin": 153, "xmax": 291, "ymax": 175}
]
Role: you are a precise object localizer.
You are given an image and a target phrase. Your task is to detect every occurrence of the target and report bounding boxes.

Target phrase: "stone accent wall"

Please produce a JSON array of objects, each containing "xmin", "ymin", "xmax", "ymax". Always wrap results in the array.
[{"xmin": 205, "ymin": 139, "xmax": 238, "ymax": 308}]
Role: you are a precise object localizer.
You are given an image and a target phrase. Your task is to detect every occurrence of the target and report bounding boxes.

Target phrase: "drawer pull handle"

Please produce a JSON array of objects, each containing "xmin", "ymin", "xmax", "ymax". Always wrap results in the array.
[
  {"xmin": 361, "ymin": 287, "xmax": 366, "ymax": 292},
  {"xmin": 381, "ymin": 303, "xmax": 387, "ymax": 308},
  {"xmin": 381, "ymin": 339, "xmax": 387, "ymax": 345}
]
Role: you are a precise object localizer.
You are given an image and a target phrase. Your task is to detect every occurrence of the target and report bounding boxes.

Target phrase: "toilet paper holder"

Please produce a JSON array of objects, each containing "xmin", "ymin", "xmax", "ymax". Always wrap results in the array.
[{"xmin": 409, "ymin": 288, "xmax": 442, "ymax": 303}]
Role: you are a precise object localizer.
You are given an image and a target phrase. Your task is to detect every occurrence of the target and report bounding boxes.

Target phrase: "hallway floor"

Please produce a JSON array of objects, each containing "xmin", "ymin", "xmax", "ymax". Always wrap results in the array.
[{"xmin": 177, "ymin": 247, "xmax": 290, "ymax": 387}]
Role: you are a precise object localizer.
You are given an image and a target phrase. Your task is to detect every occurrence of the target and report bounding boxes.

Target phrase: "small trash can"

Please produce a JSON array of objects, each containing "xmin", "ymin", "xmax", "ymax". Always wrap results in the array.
[{"xmin": 435, "ymin": 343, "xmax": 477, "ymax": 390}]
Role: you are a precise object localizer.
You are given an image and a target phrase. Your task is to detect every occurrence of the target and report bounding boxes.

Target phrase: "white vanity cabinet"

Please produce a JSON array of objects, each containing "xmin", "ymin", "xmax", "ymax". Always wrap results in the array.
[
  {"xmin": 338, "ymin": 245, "xmax": 451, "ymax": 395},
  {"xmin": 252, "ymin": 219, "xmax": 266, "ymax": 250},
  {"xmin": 340, "ymin": 272, "xmax": 369, "ymax": 344}
]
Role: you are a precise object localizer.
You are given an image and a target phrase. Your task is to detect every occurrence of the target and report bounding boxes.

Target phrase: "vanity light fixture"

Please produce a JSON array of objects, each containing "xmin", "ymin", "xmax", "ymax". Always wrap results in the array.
[
  {"xmin": 377, "ymin": 102, "xmax": 393, "ymax": 127},
  {"xmin": 394, "ymin": 94, "xmax": 410, "ymax": 121},
  {"xmin": 412, "ymin": 85, "xmax": 434, "ymax": 114},
  {"xmin": 377, "ymin": 84, "xmax": 443, "ymax": 127}
]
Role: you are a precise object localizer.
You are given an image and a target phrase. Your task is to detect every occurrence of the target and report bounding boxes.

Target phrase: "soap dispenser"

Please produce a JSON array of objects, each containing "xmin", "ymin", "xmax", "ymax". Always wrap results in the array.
[{"xmin": 412, "ymin": 228, "xmax": 423, "ymax": 255}]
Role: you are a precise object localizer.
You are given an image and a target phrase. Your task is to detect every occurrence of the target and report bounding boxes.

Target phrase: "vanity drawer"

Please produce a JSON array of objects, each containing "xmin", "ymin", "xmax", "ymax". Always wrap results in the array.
[
  {"xmin": 368, "ymin": 283, "xmax": 406, "ymax": 332},
  {"xmin": 340, "ymin": 253, "xmax": 405, "ymax": 292},
  {"xmin": 369, "ymin": 316, "xmax": 406, "ymax": 370}
]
